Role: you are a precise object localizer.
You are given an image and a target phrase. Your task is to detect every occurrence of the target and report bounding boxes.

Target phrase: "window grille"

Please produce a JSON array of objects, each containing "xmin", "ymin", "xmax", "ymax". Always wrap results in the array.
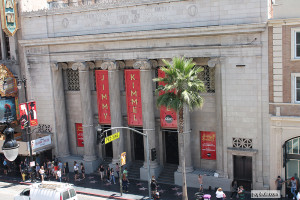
[
  {"xmin": 38, "ymin": 124, "xmax": 52, "ymax": 133},
  {"xmin": 198, "ymin": 65, "xmax": 215, "ymax": 93},
  {"xmin": 233, "ymin": 138, "xmax": 253, "ymax": 149},
  {"xmin": 66, "ymin": 68, "xmax": 80, "ymax": 91}
]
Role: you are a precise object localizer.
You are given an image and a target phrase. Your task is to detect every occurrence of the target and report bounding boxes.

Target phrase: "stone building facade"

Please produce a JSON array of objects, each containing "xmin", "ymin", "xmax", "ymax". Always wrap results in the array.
[
  {"xmin": 269, "ymin": 0, "xmax": 300, "ymax": 195},
  {"xmin": 18, "ymin": 0, "xmax": 270, "ymax": 190}
]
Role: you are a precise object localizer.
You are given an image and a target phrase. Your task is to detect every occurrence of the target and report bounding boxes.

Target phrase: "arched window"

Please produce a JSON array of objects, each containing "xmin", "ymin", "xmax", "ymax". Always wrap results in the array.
[{"xmin": 284, "ymin": 137, "xmax": 300, "ymax": 179}]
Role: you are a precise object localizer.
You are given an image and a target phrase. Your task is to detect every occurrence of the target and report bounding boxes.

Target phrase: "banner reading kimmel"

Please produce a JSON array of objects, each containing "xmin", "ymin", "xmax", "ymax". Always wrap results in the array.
[
  {"xmin": 28, "ymin": 101, "xmax": 38, "ymax": 127},
  {"xmin": 95, "ymin": 70, "xmax": 111, "ymax": 124},
  {"xmin": 125, "ymin": 70, "xmax": 143, "ymax": 126},
  {"xmin": 158, "ymin": 69, "xmax": 177, "ymax": 128},
  {"xmin": 200, "ymin": 131, "xmax": 216, "ymax": 160}
]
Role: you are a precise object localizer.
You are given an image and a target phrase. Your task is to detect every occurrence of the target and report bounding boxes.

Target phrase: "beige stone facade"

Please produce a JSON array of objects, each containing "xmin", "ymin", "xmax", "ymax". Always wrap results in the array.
[
  {"xmin": 17, "ymin": 0, "xmax": 270, "ymax": 190},
  {"xmin": 269, "ymin": 0, "xmax": 300, "ymax": 196}
]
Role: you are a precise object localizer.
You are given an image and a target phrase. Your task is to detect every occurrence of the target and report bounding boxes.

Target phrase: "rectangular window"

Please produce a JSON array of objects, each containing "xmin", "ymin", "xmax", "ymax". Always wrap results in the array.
[
  {"xmin": 296, "ymin": 77, "xmax": 300, "ymax": 103},
  {"xmin": 297, "ymin": 32, "xmax": 300, "ymax": 57}
]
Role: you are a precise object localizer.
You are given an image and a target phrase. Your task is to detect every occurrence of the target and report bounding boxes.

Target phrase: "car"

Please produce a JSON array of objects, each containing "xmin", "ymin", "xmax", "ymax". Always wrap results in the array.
[{"xmin": 14, "ymin": 181, "xmax": 78, "ymax": 200}]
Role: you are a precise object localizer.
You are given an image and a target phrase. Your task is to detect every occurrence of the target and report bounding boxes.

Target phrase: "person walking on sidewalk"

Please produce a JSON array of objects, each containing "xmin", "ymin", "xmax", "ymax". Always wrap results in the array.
[
  {"xmin": 290, "ymin": 177, "xmax": 298, "ymax": 199},
  {"xmin": 216, "ymin": 187, "xmax": 226, "ymax": 200},
  {"xmin": 151, "ymin": 176, "xmax": 158, "ymax": 197},
  {"xmin": 106, "ymin": 166, "xmax": 111, "ymax": 182},
  {"xmin": 57, "ymin": 169, "xmax": 62, "ymax": 182},
  {"xmin": 123, "ymin": 167, "xmax": 128, "ymax": 178},
  {"xmin": 238, "ymin": 186, "xmax": 245, "ymax": 199},
  {"xmin": 122, "ymin": 174, "xmax": 129, "ymax": 192},
  {"xmin": 230, "ymin": 180, "xmax": 238, "ymax": 199},
  {"xmin": 198, "ymin": 174, "xmax": 203, "ymax": 193},
  {"xmin": 80, "ymin": 163, "xmax": 85, "ymax": 180},
  {"xmin": 110, "ymin": 168, "xmax": 116, "ymax": 184},
  {"xmin": 99, "ymin": 165, "xmax": 105, "ymax": 181},
  {"xmin": 275, "ymin": 176, "xmax": 285, "ymax": 199},
  {"xmin": 39, "ymin": 166, "xmax": 45, "ymax": 182},
  {"xmin": 64, "ymin": 162, "xmax": 70, "ymax": 182},
  {"xmin": 74, "ymin": 161, "xmax": 79, "ymax": 181},
  {"xmin": 115, "ymin": 163, "xmax": 120, "ymax": 178}
]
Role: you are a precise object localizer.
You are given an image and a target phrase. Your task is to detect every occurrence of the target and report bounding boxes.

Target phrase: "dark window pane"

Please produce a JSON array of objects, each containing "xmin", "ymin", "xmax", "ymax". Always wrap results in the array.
[
  {"xmin": 297, "ymin": 89, "xmax": 300, "ymax": 101},
  {"xmin": 296, "ymin": 77, "xmax": 300, "ymax": 88},
  {"xmin": 297, "ymin": 45, "xmax": 300, "ymax": 57},
  {"xmin": 297, "ymin": 32, "xmax": 300, "ymax": 44},
  {"xmin": 293, "ymin": 138, "xmax": 299, "ymax": 154}
]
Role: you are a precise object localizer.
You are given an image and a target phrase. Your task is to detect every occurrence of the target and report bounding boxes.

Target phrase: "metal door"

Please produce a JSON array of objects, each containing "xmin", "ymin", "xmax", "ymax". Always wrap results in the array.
[{"xmin": 233, "ymin": 155, "xmax": 252, "ymax": 190}]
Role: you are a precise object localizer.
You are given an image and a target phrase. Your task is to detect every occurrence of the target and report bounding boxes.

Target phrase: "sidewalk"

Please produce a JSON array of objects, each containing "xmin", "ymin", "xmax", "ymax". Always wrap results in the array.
[{"xmin": 0, "ymin": 171, "xmax": 289, "ymax": 200}]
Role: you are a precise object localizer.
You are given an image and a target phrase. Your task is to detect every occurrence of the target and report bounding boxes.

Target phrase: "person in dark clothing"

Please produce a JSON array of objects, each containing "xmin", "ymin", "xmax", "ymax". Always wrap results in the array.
[
  {"xmin": 151, "ymin": 176, "xmax": 158, "ymax": 197},
  {"xmin": 122, "ymin": 174, "xmax": 129, "ymax": 192},
  {"xmin": 230, "ymin": 180, "xmax": 238, "ymax": 199},
  {"xmin": 64, "ymin": 162, "xmax": 69, "ymax": 182}
]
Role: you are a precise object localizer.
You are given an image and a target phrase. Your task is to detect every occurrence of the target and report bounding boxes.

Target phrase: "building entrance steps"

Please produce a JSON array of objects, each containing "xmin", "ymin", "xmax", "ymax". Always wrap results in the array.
[
  {"xmin": 157, "ymin": 163, "xmax": 177, "ymax": 184},
  {"xmin": 127, "ymin": 160, "xmax": 143, "ymax": 180}
]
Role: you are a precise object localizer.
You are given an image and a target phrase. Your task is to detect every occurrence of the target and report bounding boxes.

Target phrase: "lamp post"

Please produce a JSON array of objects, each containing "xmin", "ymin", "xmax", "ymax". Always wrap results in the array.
[{"xmin": 17, "ymin": 77, "xmax": 34, "ymax": 182}]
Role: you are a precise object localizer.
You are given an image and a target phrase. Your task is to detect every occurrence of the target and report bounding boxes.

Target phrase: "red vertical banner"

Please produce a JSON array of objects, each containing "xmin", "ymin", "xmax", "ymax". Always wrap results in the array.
[
  {"xmin": 76, "ymin": 123, "xmax": 84, "ymax": 147},
  {"xmin": 200, "ymin": 131, "xmax": 216, "ymax": 160},
  {"xmin": 19, "ymin": 103, "xmax": 29, "ymax": 129},
  {"xmin": 95, "ymin": 70, "xmax": 111, "ymax": 124},
  {"xmin": 158, "ymin": 69, "xmax": 177, "ymax": 128},
  {"xmin": 28, "ymin": 101, "xmax": 38, "ymax": 127},
  {"xmin": 125, "ymin": 70, "xmax": 143, "ymax": 126}
]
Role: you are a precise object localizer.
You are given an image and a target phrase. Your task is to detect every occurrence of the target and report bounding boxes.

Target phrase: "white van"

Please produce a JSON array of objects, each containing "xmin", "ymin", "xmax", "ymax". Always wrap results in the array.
[{"xmin": 14, "ymin": 181, "xmax": 78, "ymax": 200}]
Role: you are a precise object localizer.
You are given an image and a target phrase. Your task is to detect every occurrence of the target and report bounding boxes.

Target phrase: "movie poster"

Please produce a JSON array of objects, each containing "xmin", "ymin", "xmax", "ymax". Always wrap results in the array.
[
  {"xmin": 19, "ymin": 103, "xmax": 28, "ymax": 129},
  {"xmin": 76, "ymin": 123, "xmax": 84, "ymax": 147},
  {"xmin": 201, "ymin": 131, "xmax": 216, "ymax": 160},
  {"xmin": 0, "ymin": 97, "xmax": 17, "ymax": 123},
  {"xmin": 28, "ymin": 101, "xmax": 38, "ymax": 127}
]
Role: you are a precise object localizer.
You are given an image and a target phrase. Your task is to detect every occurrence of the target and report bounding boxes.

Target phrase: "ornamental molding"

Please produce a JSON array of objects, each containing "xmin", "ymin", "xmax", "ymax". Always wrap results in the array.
[
  {"xmin": 86, "ymin": 61, "xmax": 95, "ymax": 69},
  {"xmin": 50, "ymin": 63, "xmax": 58, "ymax": 71},
  {"xmin": 72, "ymin": 62, "xmax": 88, "ymax": 71},
  {"xmin": 21, "ymin": 0, "xmax": 182, "ymax": 17},
  {"xmin": 207, "ymin": 58, "xmax": 220, "ymax": 68},
  {"xmin": 100, "ymin": 61, "xmax": 115, "ymax": 70},
  {"xmin": 133, "ymin": 60, "xmax": 151, "ymax": 70}
]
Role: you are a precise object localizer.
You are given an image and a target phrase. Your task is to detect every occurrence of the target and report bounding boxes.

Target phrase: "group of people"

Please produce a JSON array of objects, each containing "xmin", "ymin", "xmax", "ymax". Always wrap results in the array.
[
  {"xmin": 73, "ymin": 161, "xmax": 85, "ymax": 181},
  {"xmin": 276, "ymin": 175, "xmax": 300, "ymax": 200},
  {"xmin": 36, "ymin": 160, "xmax": 70, "ymax": 182},
  {"xmin": 198, "ymin": 174, "xmax": 245, "ymax": 200}
]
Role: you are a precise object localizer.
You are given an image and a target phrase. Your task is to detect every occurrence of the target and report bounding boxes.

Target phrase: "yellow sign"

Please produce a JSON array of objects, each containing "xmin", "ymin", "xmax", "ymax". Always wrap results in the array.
[
  {"xmin": 105, "ymin": 132, "xmax": 120, "ymax": 144},
  {"xmin": 121, "ymin": 152, "xmax": 126, "ymax": 166}
]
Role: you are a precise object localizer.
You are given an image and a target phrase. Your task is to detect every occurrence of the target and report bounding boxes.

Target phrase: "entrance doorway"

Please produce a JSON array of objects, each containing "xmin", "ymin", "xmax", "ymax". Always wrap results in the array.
[
  {"xmin": 164, "ymin": 130, "xmax": 179, "ymax": 165},
  {"xmin": 132, "ymin": 127, "xmax": 144, "ymax": 161},
  {"xmin": 233, "ymin": 155, "xmax": 252, "ymax": 190},
  {"xmin": 102, "ymin": 125, "xmax": 113, "ymax": 158}
]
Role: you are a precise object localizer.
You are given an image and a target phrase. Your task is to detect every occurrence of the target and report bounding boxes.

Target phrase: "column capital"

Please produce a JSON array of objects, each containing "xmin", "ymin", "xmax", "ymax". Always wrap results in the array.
[
  {"xmin": 59, "ymin": 62, "xmax": 69, "ymax": 70},
  {"xmin": 208, "ymin": 58, "xmax": 220, "ymax": 68},
  {"xmin": 133, "ymin": 60, "xmax": 157, "ymax": 70},
  {"xmin": 72, "ymin": 62, "xmax": 88, "ymax": 71},
  {"xmin": 51, "ymin": 63, "xmax": 58, "ymax": 71},
  {"xmin": 101, "ymin": 61, "xmax": 125, "ymax": 71},
  {"xmin": 86, "ymin": 61, "xmax": 95, "ymax": 70}
]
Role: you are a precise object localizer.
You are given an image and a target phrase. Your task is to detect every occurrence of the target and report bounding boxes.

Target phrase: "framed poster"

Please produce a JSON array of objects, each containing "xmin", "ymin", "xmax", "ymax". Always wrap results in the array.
[
  {"xmin": 28, "ymin": 101, "xmax": 38, "ymax": 127},
  {"xmin": 75, "ymin": 123, "xmax": 84, "ymax": 147},
  {"xmin": 0, "ymin": 97, "xmax": 17, "ymax": 123},
  {"xmin": 200, "ymin": 131, "xmax": 216, "ymax": 160}
]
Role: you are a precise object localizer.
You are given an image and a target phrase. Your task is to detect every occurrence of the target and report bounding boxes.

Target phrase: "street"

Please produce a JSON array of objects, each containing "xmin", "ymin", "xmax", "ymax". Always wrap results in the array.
[{"xmin": 0, "ymin": 181, "xmax": 107, "ymax": 200}]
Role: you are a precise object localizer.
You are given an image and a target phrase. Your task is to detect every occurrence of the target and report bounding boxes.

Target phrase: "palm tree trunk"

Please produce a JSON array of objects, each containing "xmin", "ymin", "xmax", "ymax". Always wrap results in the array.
[{"xmin": 179, "ymin": 108, "xmax": 188, "ymax": 200}]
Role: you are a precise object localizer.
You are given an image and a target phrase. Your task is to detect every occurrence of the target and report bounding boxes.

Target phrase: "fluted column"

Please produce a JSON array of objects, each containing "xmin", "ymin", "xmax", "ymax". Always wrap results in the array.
[
  {"xmin": 51, "ymin": 63, "xmax": 70, "ymax": 158},
  {"xmin": 134, "ymin": 60, "xmax": 161, "ymax": 179},
  {"xmin": 101, "ymin": 61, "xmax": 125, "ymax": 164},
  {"xmin": 208, "ymin": 58, "xmax": 224, "ymax": 175},
  {"xmin": 177, "ymin": 105, "xmax": 193, "ymax": 173},
  {"xmin": 72, "ymin": 62, "xmax": 97, "ymax": 161}
]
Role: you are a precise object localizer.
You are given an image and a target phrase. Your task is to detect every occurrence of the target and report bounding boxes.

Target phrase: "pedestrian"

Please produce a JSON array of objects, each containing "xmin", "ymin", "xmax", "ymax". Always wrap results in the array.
[
  {"xmin": 47, "ymin": 160, "xmax": 51, "ymax": 177},
  {"xmin": 57, "ymin": 169, "xmax": 62, "ymax": 182},
  {"xmin": 297, "ymin": 190, "xmax": 300, "ymax": 200},
  {"xmin": 110, "ymin": 168, "xmax": 116, "ymax": 184},
  {"xmin": 106, "ymin": 166, "xmax": 111, "ymax": 182},
  {"xmin": 19, "ymin": 161, "xmax": 25, "ymax": 177},
  {"xmin": 99, "ymin": 165, "xmax": 105, "ymax": 181},
  {"xmin": 123, "ymin": 167, "xmax": 128, "ymax": 178},
  {"xmin": 80, "ymin": 163, "xmax": 85, "ymax": 179},
  {"xmin": 3, "ymin": 159, "xmax": 8, "ymax": 175},
  {"xmin": 290, "ymin": 177, "xmax": 298, "ymax": 199},
  {"xmin": 198, "ymin": 174, "xmax": 203, "ymax": 193},
  {"xmin": 54, "ymin": 162, "xmax": 59, "ymax": 179},
  {"xmin": 58, "ymin": 161, "xmax": 63, "ymax": 170},
  {"xmin": 216, "ymin": 187, "xmax": 226, "ymax": 200},
  {"xmin": 39, "ymin": 166, "xmax": 45, "ymax": 182},
  {"xmin": 64, "ymin": 162, "xmax": 69, "ymax": 182},
  {"xmin": 238, "ymin": 186, "xmax": 245, "ymax": 199},
  {"xmin": 122, "ymin": 174, "xmax": 129, "ymax": 192},
  {"xmin": 115, "ymin": 163, "xmax": 120, "ymax": 178},
  {"xmin": 230, "ymin": 179, "xmax": 238, "ymax": 199},
  {"xmin": 275, "ymin": 176, "xmax": 285, "ymax": 199},
  {"xmin": 74, "ymin": 161, "xmax": 79, "ymax": 181},
  {"xmin": 35, "ymin": 163, "xmax": 40, "ymax": 180},
  {"xmin": 151, "ymin": 176, "xmax": 158, "ymax": 197}
]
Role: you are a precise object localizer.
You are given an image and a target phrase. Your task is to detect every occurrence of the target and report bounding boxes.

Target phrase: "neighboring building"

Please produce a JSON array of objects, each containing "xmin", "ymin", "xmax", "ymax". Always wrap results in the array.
[
  {"xmin": 269, "ymin": 0, "xmax": 300, "ymax": 196},
  {"xmin": 18, "ymin": 0, "xmax": 270, "ymax": 190}
]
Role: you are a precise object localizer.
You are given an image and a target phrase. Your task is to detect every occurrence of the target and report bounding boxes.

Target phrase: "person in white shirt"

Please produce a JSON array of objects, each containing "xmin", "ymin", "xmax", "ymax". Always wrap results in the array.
[
  {"xmin": 216, "ymin": 187, "xmax": 226, "ymax": 200},
  {"xmin": 57, "ymin": 169, "xmax": 62, "ymax": 182},
  {"xmin": 39, "ymin": 166, "xmax": 45, "ymax": 182}
]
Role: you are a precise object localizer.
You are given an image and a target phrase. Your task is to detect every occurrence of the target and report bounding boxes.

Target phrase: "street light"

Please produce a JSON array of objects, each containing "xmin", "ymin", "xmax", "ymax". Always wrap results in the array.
[{"xmin": 2, "ymin": 123, "xmax": 19, "ymax": 161}]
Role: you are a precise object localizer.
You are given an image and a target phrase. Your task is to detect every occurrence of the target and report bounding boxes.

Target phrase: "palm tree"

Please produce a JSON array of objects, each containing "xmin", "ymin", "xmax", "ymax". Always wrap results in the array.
[{"xmin": 153, "ymin": 57, "xmax": 206, "ymax": 200}]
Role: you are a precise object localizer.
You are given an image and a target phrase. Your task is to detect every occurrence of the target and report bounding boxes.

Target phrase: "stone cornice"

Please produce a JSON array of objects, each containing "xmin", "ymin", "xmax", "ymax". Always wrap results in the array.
[
  {"xmin": 268, "ymin": 18, "xmax": 300, "ymax": 26},
  {"xmin": 21, "ymin": 0, "xmax": 182, "ymax": 17},
  {"xmin": 19, "ymin": 23, "xmax": 267, "ymax": 47}
]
